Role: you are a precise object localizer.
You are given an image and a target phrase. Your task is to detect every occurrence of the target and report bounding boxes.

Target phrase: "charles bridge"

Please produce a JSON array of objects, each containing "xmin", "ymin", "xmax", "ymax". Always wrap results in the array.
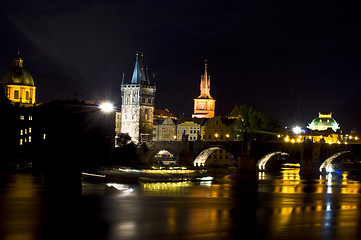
[{"xmin": 141, "ymin": 140, "xmax": 361, "ymax": 177}]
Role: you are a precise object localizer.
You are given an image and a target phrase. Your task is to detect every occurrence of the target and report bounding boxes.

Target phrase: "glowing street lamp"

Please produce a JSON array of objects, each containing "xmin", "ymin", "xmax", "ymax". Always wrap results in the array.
[
  {"xmin": 99, "ymin": 102, "xmax": 114, "ymax": 113},
  {"xmin": 215, "ymin": 133, "xmax": 219, "ymax": 141},
  {"xmin": 292, "ymin": 126, "xmax": 302, "ymax": 135}
]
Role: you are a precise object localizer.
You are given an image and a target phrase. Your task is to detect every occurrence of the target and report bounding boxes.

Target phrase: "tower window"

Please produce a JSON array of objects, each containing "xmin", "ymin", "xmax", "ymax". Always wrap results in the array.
[{"xmin": 26, "ymin": 91, "xmax": 30, "ymax": 100}]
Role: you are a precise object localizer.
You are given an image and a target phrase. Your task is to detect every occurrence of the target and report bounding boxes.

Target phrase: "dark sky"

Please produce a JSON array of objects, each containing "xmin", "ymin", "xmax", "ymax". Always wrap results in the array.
[{"xmin": 1, "ymin": 0, "xmax": 361, "ymax": 132}]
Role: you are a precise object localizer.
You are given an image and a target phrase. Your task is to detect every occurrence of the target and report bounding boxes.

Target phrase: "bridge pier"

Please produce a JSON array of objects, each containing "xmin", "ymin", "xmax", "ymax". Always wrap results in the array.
[
  {"xmin": 299, "ymin": 142, "xmax": 321, "ymax": 179},
  {"xmin": 237, "ymin": 141, "xmax": 255, "ymax": 172}
]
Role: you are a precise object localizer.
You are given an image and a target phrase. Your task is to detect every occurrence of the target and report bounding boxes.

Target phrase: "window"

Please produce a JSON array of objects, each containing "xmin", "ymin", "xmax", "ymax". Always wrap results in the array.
[
  {"xmin": 29, "ymin": 116, "xmax": 32, "ymax": 120},
  {"xmin": 20, "ymin": 115, "xmax": 24, "ymax": 120},
  {"xmin": 20, "ymin": 130, "xmax": 23, "ymax": 135},
  {"xmin": 26, "ymin": 91, "xmax": 30, "ymax": 100},
  {"xmin": 14, "ymin": 90, "xmax": 19, "ymax": 99}
]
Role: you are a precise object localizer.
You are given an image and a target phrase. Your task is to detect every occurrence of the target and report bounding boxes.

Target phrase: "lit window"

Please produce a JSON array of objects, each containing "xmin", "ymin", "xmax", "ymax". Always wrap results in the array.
[
  {"xmin": 29, "ymin": 116, "xmax": 32, "ymax": 120},
  {"xmin": 29, "ymin": 127, "xmax": 31, "ymax": 133},
  {"xmin": 14, "ymin": 90, "xmax": 19, "ymax": 99},
  {"xmin": 25, "ymin": 129, "xmax": 27, "ymax": 134},
  {"xmin": 29, "ymin": 136, "xmax": 31, "ymax": 142},
  {"xmin": 20, "ymin": 115, "xmax": 24, "ymax": 120},
  {"xmin": 20, "ymin": 139, "xmax": 23, "ymax": 145},
  {"xmin": 43, "ymin": 134, "xmax": 46, "ymax": 140},
  {"xmin": 20, "ymin": 130, "xmax": 23, "ymax": 135}
]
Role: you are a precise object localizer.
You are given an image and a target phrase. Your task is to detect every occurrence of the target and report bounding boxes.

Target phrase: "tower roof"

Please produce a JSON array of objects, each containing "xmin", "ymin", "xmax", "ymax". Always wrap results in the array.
[
  {"xmin": 307, "ymin": 113, "xmax": 340, "ymax": 132},
  {"xmin": 129, "ymin": 52, "xmax": 153, "ymax": 85},
  {"xmin": 131, "ymin": 53, "xmax": 142, "ymax": 84},
  {"xmin": 1, "ymin": 51, "xmax": 35, "ymax": 87},
  {"xmin": 197, "ymin": 60, "xmax": 213, "ymax": 99}
]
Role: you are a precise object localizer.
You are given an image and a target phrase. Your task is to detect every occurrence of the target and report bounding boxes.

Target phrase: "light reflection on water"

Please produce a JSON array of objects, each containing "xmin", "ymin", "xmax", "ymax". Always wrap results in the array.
[{"xmin": 1, "ymin": 170, "xmax": 361, "ymax": 239}]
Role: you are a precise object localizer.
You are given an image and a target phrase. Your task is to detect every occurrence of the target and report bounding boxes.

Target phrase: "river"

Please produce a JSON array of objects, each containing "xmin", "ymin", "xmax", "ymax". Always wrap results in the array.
[{"xmin": 1, "ymin": 168, "xmax": 361, "ymax": 240}]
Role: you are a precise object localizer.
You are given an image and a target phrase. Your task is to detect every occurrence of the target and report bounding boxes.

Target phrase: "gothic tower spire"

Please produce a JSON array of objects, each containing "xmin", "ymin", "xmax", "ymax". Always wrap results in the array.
[{"xmin": 192, "ymin": 60, "xmax": 215, "ymax": 118}]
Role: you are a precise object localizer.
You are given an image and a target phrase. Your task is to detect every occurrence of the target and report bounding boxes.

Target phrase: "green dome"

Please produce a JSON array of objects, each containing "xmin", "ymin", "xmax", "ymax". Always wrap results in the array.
[
  {"xmin": 1, "ymin": 52, "xmax": 35, "ymax": 87},
  {"xmin": 307, "ymin": 113, "xmax": 340, "ymax": 132}
]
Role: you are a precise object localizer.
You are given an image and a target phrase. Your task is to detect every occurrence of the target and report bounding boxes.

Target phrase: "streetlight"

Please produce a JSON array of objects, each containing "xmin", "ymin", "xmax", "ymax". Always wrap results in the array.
[
  {"xmin": 215, "ymin": 133, "xmax": 219, "ymax": 141},
  {"xmin": 292, "ymin": 126, "xmax": 302, "ymax": 135},
  {"xmin": 99, "ymin": 102, "xmax": 114, "ymax": 113}
]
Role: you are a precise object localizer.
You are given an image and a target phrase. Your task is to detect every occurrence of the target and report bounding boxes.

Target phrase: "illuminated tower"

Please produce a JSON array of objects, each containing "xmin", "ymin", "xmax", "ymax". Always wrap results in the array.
[
  {"xmin": 1, "ymin": 51, "xmax": 36, "ymax": 107},
  {"xmin": 192, "ymin": 60, "xmax": 215, "ymax": 118},
  {"xmin": 120, "ymin": 53, "xmax": 156, "ymax": 144}
]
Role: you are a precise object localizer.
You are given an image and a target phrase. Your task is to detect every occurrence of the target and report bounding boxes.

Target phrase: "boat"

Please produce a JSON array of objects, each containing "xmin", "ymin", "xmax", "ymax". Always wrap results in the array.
[{"xmin": 82, "ymin": 166, "xmax": 212, "ymax": 184}]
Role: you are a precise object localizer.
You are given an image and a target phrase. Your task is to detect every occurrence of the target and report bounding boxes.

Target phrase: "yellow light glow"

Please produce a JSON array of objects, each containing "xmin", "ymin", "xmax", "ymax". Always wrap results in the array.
[
  {"xmin": 291, "ymin": 139, "xmax": 295, "ymax": 143},
  {"xmin": 226, "ymin": 134, "xmax": 230, "ymax": 138},
  {"xmin": 349, "ymin": 135, "xmax": 353, "ymax": 139},
  {"xmin": 277, "ymin": 134, "xmax": 281, "ymax": 138},
  {"xmin": 297, "ymin": 138, "xmax": 301, "ymax": 142},
  {"xmin": 356, "ymin": 137, "xmax": 359, "ymax": 141},
  {"xmin": 215, "ymin": 133, "xmax": 219, "ymax": 138}
]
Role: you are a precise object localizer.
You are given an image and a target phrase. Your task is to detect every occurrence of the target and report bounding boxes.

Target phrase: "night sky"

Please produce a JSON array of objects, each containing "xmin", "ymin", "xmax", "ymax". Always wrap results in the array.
[{"xmin": 1, "ymin": 0, "xmax": 360, "ymax": 132}]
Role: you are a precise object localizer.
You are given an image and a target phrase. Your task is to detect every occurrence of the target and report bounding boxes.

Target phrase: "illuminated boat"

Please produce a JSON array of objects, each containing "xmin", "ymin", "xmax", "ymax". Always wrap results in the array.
[{"xmin": 82, "ymin": 166, "xmax": 211, "ymax": 183}]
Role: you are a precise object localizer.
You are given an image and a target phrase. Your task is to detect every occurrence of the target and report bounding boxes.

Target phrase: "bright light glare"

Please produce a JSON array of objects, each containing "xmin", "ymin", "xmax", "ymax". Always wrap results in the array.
[
  {"xmin": 293, "ymin": 126, "xmax": 302, "ymax": 134},
  {"xmin": 99, "ymin": 102, "xmax": 114, "ymax": 113}
]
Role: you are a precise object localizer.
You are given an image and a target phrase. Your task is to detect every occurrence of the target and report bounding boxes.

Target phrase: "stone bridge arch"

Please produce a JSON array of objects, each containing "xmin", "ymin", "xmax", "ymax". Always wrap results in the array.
[
  {"xmin": 143, "ymin": 147, "xmax": 179, "ymax": 166},
  {"xmin": 193, "ymin": 145, "xmax": 238, "ymax": 167},
  {"xmin": 256, "ymin": 151, "xmax": 293, "ymax": 170},
  {"xmin": 318, "ymin": 148, "xmax": 361, "ymax": 173}
]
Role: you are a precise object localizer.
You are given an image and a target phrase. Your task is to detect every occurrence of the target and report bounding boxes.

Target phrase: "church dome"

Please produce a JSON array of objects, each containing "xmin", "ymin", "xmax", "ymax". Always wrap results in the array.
[
  {"xmin": 1, "ymin": 52, "xmax": 35, "ymax": 87},
  {"xmin": 307, "ymin": 113, "xmax": 340, "ymax": 132}
]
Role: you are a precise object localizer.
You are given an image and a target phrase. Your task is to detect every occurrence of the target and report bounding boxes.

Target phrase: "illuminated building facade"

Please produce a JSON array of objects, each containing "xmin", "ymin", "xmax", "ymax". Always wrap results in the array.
[
  {"xmin": 307, "ymin": 113, "xmax": 340, "ymax": 132},
  {"xmin": 120, "ymin": 53, "xmax": 156, "ymax": 144},
  {"xmin": 201, "ymin": 116, "xmax": 234, "ymax": 166},
  {"xmin": 153, "ymin": 116, "xmax": 177, "ymax": 141},
  {"xmin": 284, "ymin": 113, "xmax": 343, "ymax": 144},
  {"xmin": 201, "ymin": 116, "xmax": 233, "ymax": 141},
  {"xmin": 192, "ymin": 61, "xmax": 215, "ymax": 118},
  {"xmin": 176, "ymin": 117, "xmax": 204, "ymax": 141},
  {"xmin": 306, "ymin": 113, "xmax": 342, "ymax": 144},
  {"xmin": 1, "ymin": 51, "xmax": 36, "ymax": 107}
]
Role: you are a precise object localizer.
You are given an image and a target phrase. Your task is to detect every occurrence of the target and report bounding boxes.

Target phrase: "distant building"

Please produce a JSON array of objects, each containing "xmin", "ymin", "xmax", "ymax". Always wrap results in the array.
[
  {"xmin": 305, "ymin": 113, "xmax": 342, "ymax": 144},
  {"xmin": 153, "ymin": 116, "xmax": 177, "ymax": 141},
  {"xmin": 1, "ymin": 51, "xmax": 36, "ymax": 107},
  {"xmin": 0, "ymin": 51, "xmax": 37, "ymax": 167},
  {"xmin": 201, "ymin": 116, "xmax": 235, "ymax": 166},
  {"xmin": 120, "ymin": 53, "xmax": 156, "ymax": 144},
  {"xmin": 177, "ymin": 117, "xmax": 204, "ymax": 141},
  {"xmin": 201, "ymin": 116, "xmax": 233, "ymax": 141},
  {"xmin": 192, "ymin": 61, "xmax": 215, "ymax": 118},
  {"xmin": 307, "ymin": 113, "xmax": 340, "ymax": 132}
]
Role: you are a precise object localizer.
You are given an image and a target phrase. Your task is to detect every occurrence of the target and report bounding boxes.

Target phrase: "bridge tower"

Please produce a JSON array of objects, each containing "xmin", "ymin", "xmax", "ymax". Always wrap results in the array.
[
  {"xmin": 120, "ymin": 53, "xmax": 156, "ymax": 144},
  {"xmin": 192, "ymin": 60, "xmax": 215, "ymax": 118}
]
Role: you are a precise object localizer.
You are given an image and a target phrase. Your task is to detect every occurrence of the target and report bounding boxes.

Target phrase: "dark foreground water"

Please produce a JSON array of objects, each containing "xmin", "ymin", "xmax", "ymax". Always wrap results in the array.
[{"xmin": 1, "ymin": 169, "xmax": 361, "ymax": 240}]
